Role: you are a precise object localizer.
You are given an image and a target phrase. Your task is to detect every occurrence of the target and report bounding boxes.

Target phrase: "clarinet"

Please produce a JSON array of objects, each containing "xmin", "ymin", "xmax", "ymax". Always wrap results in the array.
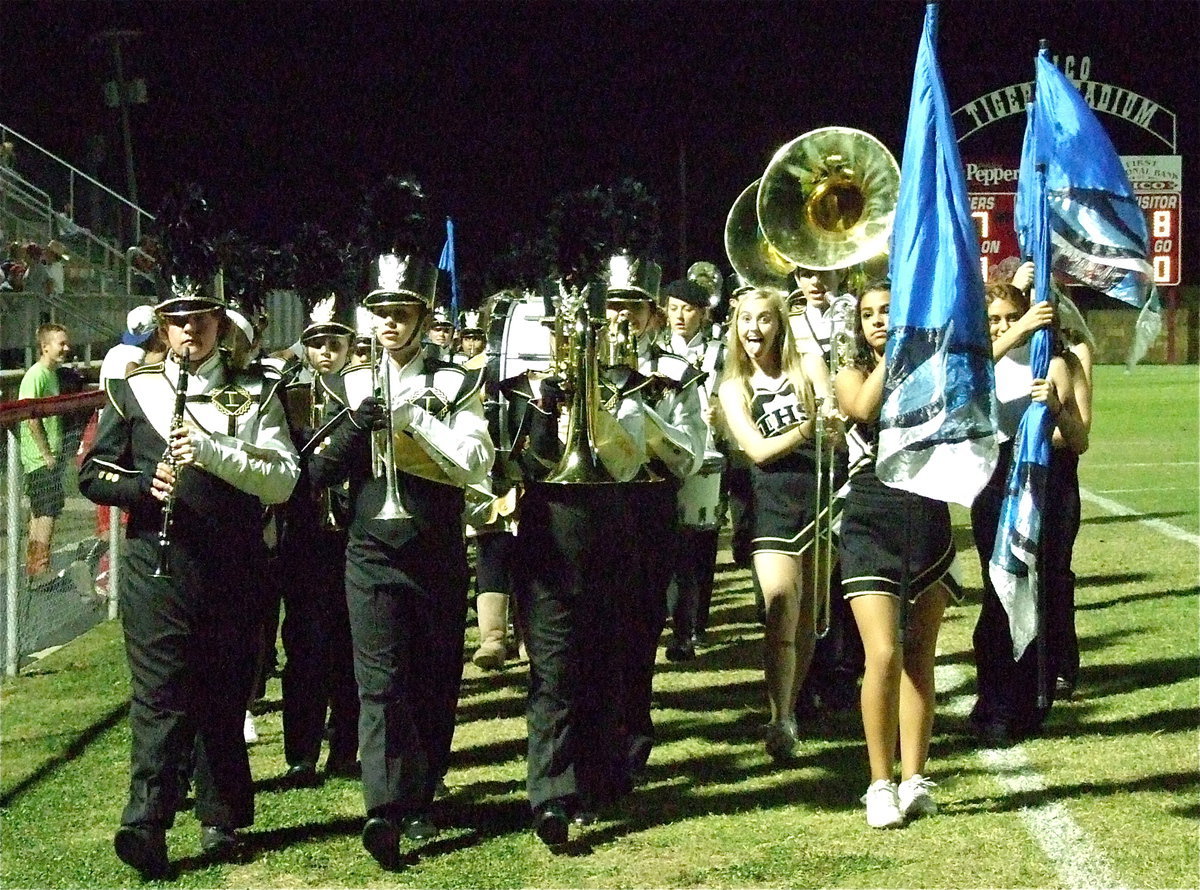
[{"xmin": 152, "ymin": 348, "xmax": 190, "ymax": 578}]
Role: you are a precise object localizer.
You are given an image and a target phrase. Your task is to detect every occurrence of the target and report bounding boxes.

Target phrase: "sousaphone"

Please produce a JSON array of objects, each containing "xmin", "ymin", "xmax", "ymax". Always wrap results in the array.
[
  {"xmin": 724, "ymin": 179, "xmax": 797, "ymax": 292},
  {"xmin": 756, "ymin": 126, "xmax": 899, "ymax": 273}
]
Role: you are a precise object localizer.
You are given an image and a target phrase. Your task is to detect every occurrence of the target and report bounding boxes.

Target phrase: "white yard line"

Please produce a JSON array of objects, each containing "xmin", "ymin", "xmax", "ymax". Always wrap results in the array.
[
  {"xmin": 938, "ymin": 664, "xmax": 1129, "ymax": 890},
  {"xmin": 1079, "ymin": 486, "xmax": 1200, "ymax": 549}
]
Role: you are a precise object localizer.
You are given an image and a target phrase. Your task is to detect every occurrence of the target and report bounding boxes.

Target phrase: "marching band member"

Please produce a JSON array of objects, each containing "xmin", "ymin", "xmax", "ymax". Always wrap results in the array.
[
  {"xmin": 308, "ymin": 241, "xmax": 492, "ymax": 869},
  {"xmin": 79, "ymin": 266, "xmax": 299, "ymax": 879},
  {"xmin": 835, "ymin": 282, "xmax": 959, "ymax": 828},
  {"xmin": 606, "ymin": 255, "xmax": 707, "ymax": 783},
  {"xmin": 274, "ymin": 237, "xmax": 360, "ymax": 784},
  {"xmin": 969, "ymin": 277, "xmax": 1090, "ymax": 745},
  {"xmin": 426, "ymin": 306, "xmax": 457, "ymax": 361},
  {"xmin": 661, "ymin": 277, "xmax": 725, "ymax": 659},
  {"xmin": 457, "ymin": 310, "xmax": 486, "ymax": 362},
  {"xmin": 716, "ymin": 287, "xmax": 827, "ymax": 761}
]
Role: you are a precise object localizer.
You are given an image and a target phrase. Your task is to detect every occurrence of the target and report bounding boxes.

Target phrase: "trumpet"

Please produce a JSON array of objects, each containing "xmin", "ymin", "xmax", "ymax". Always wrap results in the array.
[
  {"xmin": 153, "ymin": 348, "xmax": 190, "ymax": 578},
  {"xmin": 370, "ymin": 336, "xmax": 412, "ymax": 521}
]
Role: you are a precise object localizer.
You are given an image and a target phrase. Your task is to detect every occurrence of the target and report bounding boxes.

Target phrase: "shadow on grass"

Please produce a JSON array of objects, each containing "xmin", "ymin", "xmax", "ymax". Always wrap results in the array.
[
  {"xmin": 0, "ymin": 699, "xmax": 129, "ymax": 808},
  {"xmin": 1076, "ymin": 584, "xmax": 1198, "ymax": 609},
  {"xmin": 947, "ymin": 769, "xmax": 1199, "ymax": 816},
  {"xmin": 1081, "ymin": 510, "xmax": 1192, "ymax": 526}
]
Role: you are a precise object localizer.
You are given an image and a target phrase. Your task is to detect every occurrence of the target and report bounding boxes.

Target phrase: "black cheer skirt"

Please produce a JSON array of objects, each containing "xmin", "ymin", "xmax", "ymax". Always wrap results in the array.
[
  {"xmin": 749, "ymin": 449, "xmax": 817, "ymax": 557},
  {"xmin": 839, "ymin": 469, "xmax": 961, "ymax": 603}
]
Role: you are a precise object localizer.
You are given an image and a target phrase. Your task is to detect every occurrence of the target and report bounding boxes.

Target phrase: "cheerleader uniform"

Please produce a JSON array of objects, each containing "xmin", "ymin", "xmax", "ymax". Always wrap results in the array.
[
  {"xmin": 839, "ymin": 419, "xmax": 961, "ymax": 602},
  {"xmin": 746, "ymin": 372, "xmax": 816, "ymax": 556}
]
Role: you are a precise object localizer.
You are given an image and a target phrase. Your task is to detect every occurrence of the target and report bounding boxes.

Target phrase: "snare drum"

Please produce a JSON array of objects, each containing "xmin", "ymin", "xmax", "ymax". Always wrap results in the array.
[{"xmin": 677, "ymin": 456, "xmax": 725, "ymax": 529}]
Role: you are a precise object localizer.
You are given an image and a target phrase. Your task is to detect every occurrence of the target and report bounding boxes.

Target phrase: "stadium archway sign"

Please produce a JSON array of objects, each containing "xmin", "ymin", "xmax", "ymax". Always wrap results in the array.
[{"xmin": 953, "ymin": 55, "xmax": 1177, "ymax": 152}]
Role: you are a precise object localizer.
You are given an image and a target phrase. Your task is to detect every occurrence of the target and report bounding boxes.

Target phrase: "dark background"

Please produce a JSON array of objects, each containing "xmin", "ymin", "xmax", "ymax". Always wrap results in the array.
[{"xmin": 3, "ymin": 0, "xmax": 1196, "ymax": 304}]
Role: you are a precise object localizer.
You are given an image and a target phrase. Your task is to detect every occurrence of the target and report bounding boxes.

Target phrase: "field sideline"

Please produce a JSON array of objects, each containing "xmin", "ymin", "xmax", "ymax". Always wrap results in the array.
[{"xmin": 1, "ymin": 364, "xmax": 1196, "ymax": 889}]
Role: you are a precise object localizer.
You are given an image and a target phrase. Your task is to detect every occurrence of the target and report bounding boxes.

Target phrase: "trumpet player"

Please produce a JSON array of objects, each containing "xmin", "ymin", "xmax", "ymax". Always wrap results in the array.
[
  {"xmin": 79, "ymin": 274, "xmax": 299, "ymax": 879},
  {"xmin": 307, "ymin": 250, "xmax": 493, "ymax": 870}
]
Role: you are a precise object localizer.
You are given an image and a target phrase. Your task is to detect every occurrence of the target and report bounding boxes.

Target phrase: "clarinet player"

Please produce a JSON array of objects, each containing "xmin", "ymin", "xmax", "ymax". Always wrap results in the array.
[{"xmin": 79, "ymin": 274, "xmax": 300, "ymax": 879}]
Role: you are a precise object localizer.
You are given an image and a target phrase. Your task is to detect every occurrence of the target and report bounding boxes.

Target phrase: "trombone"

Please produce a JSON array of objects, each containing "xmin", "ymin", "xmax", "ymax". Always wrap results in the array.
[{"xmin": 370, "ymin": 334, "xmax": 412, "ymax": 521}]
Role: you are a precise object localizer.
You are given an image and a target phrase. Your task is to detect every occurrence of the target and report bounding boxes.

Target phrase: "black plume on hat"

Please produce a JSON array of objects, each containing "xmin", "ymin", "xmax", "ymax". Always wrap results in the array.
[
  {"xmin": 487, "ymin": 230, "xmax": 552, "ymax": 294},
  {"xmin": 545, "ymin": 185, "xmax": 614, "ymax": 290},
  {"xmin": 358, "ymin": 176, "xmax": 429, "ymax": 259},
  {"xmin": 215, "ymin": 231, "xmax": 278, "ymax": 322},
  {"xmin": 153, "ymin": 182, "xmax": 220, "ymax": 288},
  {"xmin": 608, "ymin": 178, "xmax": 661, "ymax": 260}
]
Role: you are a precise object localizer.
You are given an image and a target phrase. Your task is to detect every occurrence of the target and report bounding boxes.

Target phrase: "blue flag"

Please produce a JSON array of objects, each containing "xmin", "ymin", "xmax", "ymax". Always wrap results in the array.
[
  {"xmin": 1021, "ymin": 51, "xmax": 1151, "ymax": 308},
  {"xmin": 437, "ymin": 217, "xmax": 460, "ymax": 326},
  {"xmin": 989, "ymin": 153, "xmax": 1054, "ymax": 659},
  {"xmin": 877, "ymin": 2, "xmax": 998, "ymax": 507}
]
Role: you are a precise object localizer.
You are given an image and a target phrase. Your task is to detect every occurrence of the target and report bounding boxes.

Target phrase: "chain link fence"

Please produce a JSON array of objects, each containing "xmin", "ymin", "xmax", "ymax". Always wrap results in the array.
[{"xmin": 1, "ymin": 388, "xmax": 120, "ymax": 676}]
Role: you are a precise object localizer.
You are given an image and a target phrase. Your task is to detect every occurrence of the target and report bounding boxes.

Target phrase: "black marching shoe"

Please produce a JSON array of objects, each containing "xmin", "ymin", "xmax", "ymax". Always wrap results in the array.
[
  {"xmin": 534, "ymin": 799, "xmax": 569, "ymax": 847},
  {"xmin": 324, "ymin": 752, "xmax": 361, "ymax": 778},
  {"xmin": 403, "ymin": 813, "xmax": 439, "ymax": 842},
  {"xmin": 284, "ymin": 762, "xmax": 321, "ymax": 787},
  {"xmin": 362, "ymin": 816, "xmax": 401, "ymax": 870},
  {"xmin": 200, "ymin": 825, "xmax": 239, "ymax": 859},
  {"xmin": 665, "ymin": 635, "xmax": 696, "ymax": 662},
  {"xmin": 114, "ymin": 825, "xmax": 170, "ymax": 880}
]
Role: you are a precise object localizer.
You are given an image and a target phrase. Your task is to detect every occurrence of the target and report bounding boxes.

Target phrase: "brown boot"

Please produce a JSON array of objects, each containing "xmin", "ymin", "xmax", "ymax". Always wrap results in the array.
[
  {"xmin": 26, "ymin": 540, "xmax": 50, "ymax": 578},
  {"xmin": 472, "ymin": 592, "xmax": 509, "ymax": 671}
]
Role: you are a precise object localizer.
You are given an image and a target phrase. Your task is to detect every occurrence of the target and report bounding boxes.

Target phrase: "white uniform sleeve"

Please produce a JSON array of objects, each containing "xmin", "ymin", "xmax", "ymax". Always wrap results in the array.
[
  {"xmin": 644, "ymin": 383, "xmax": 706, "ymax": 478},
  {"xmin": 191, "ymin": 392, "xmax": 301, "ymax": 505},
  {"xmin": 405, "ymin": 397, "xmax": 495, "ymax": 488}
]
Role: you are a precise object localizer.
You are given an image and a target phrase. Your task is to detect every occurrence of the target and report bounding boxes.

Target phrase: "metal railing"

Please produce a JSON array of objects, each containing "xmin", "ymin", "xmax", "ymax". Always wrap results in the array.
[{"xmin": 1, "ymin": 389, "xmax": 119, "ymax": 676}]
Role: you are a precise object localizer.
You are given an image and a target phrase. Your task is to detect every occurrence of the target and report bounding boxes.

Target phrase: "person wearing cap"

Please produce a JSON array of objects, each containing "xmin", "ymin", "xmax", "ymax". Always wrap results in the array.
[
  {"xmin": 100, "ymin": 305, "xmax": 161, "ymax": 385},
  {"xmin": 307, "ymin": 252, "xmax": 493, "ymax": 869},
  {"xmin": 604, "ymin": 255, "xmax": 707, "ymax": 784},
  {"xmin": 78, "ymin": 275, "xmax": 300, "ymax": 879},
  {"xmin": 272, "ymin": 292, "xmax": 360, "ymax": 786},
  {"xmin": 661, "ymin": 278, "xmax": 726, "ymax": 659},
  {"xmin": 456, "ymin": 310, "xmax": 486, "ymax": 362},
  {"xmin": 425, "ymin": 306, "xmax": 457, "ymax": 360}
]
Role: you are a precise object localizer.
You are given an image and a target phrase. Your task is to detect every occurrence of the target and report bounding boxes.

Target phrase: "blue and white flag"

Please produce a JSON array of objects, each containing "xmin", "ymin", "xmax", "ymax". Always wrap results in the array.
[
  {"xmin": 1024, "ymin": 51, "xmax": 1152, "ymax": 308},
  {"xmin": 437, "ymin": 217, "xmax": 461, "ymax": 325},
  {"xmin": 877, "ymin": 2, "xmax": 998, "ymax": 507},
  {"xmin": 990, "ymin": 152, "xmax": 1054, "ymax": 659}
]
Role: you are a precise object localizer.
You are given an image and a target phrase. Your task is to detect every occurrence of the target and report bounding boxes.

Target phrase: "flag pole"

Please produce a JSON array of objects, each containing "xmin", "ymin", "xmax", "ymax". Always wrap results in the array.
[{"xmin": 1034, "ymin": 158, "xmax": 1051, "ymax": 711}]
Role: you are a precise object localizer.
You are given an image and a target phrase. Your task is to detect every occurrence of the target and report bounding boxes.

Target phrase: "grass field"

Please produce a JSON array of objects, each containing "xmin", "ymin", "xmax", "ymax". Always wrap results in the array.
[{"xmin": 1, "ymin": 364, "xmax": 1196, "ymax": 889}]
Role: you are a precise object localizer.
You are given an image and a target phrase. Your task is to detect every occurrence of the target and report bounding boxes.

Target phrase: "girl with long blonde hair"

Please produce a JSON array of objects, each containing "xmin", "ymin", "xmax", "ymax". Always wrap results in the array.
[{"xmin": 717, "ymin": 287, "xmax": 828, "ymax": 760}]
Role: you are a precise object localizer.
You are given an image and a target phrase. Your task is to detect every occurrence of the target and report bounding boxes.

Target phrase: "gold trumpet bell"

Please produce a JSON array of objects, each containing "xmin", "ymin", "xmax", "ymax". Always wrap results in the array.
[
  {"xmin": 724, "ymin": 179, "xmax": 797, "ymax": 292},
  {"xmin": 757, "ymin": 127, "xmax": 900, "ymax": 272}
]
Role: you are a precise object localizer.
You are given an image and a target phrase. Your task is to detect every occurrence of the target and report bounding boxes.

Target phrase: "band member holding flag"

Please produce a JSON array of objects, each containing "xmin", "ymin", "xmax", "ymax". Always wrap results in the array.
[
  {"xmin": 836, "ymin": 282, "xmax": 960, "ymax": 828},
  {"xmin": 981, "ymin": 39, "xmax": 1148, "ymax": 743}
]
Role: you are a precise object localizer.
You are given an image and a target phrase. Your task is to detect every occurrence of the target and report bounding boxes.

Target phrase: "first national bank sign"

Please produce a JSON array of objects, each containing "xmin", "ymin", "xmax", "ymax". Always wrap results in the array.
[{"xmin": 953, "ymin": 54, "xmax": 1178, "ymax": 152}]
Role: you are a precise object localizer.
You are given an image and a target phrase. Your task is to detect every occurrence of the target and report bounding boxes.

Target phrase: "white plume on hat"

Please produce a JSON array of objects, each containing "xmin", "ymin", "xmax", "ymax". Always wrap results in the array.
[
  {"xmin": 310, "ymin": 294, "xmax": 336, "ymax": 325},
  {"xmin": 355, "ymin": 305, "xmax": 376, "ymax": 338}
]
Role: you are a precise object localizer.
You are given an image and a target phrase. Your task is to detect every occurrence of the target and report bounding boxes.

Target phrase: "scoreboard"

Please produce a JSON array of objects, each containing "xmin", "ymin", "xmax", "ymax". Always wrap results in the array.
[{"xmin": 964, "ymin": 156, "xmax": 1182, "ymax": 286}]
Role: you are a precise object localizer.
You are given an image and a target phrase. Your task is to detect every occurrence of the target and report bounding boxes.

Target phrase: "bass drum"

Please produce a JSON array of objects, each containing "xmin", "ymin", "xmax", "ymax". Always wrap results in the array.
[
  {"xmin": 485, "ymin": 289, "xmax": 553, "ymax": 386},
  {"xmin": 677, "ymin": 455, "xmax": 725, "ymax": 529}
]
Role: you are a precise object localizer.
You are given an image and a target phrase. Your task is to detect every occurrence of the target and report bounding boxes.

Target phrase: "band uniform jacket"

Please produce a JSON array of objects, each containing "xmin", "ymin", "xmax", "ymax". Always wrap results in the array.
[
  {"xmin": 634, "ymin": 341, "xmax": 708, "ymax": 481},
  {"xmin": 308, "ymin": 350, "xmax": 494, "ymax": 551},
  {"xmin": 79, "ymin": 350, "xmax": 300, "ymax": 563}
]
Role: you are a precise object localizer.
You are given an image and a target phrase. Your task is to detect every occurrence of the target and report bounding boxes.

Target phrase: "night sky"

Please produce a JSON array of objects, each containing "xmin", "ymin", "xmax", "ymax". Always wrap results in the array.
[{"xmin": 4, "ymin": 0, "xmax": 1197, "ymax": 302}]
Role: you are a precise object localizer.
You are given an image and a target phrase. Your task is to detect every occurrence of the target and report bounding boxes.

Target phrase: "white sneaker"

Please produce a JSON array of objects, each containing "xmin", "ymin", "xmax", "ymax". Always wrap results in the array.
[
  {"xmin": 764, "ymin": 718, "xmax": 798, "ymax": 760},
  {"xmin": 862, "ymin": 779, "xmax": 904, "ymax": 828},
  {"xmin": 898, "ymin": 774, "xmax": 938, "ymax": 819},
  {"xmin": 243, "ymin": 712, "xmax": 259, "ymax": 745}
]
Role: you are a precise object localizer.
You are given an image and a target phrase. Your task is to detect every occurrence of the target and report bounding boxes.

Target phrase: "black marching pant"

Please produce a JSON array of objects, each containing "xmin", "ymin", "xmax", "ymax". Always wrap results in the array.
[
  {"xmin": 971, "ymin": 445, "xmax": 1081, "ymax": 733},
  {"xmin": 670, "ymin": 526, "xmax": 720, "ymax": 640},
  {"xmin": 345, "ymin": 534, "xmax": 468, "ymax": 819},
  {"xmin": 515, "ymin": 484, "xmax": 628, "ymax": 811},
  {"xmin": 119, "ymin": 538, "xmax": 256, "ymax": 830},
  {"xmin": 618, "ymin": 480, "xmax": 679, "ymax": 776},
  {"xmin": 279, "ymin": 527, "xmax": 348, "ymax": 768}
]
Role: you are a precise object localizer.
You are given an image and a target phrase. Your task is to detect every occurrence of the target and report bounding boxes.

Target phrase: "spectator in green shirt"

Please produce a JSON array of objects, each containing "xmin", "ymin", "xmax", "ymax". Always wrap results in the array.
[{"xmin": 20, "ymin": 323, "xmax": 71, "ymax": 577}]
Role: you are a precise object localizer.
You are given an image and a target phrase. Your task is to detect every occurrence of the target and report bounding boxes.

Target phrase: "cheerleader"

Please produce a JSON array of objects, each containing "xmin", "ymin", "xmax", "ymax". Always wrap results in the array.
[
  {"xmin": 716, "ymin": 288, "xmax": 829, "ymax": 760},
  {"xmin": 835, "ymin": 282, "xmax": 959, "ymax": 828}
]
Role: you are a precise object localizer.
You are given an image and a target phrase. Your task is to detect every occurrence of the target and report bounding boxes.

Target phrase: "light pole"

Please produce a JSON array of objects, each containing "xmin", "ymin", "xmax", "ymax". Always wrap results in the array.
[{"xmin": 91, "ymin": 28, "xmax": 145, "ymax": 242}]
